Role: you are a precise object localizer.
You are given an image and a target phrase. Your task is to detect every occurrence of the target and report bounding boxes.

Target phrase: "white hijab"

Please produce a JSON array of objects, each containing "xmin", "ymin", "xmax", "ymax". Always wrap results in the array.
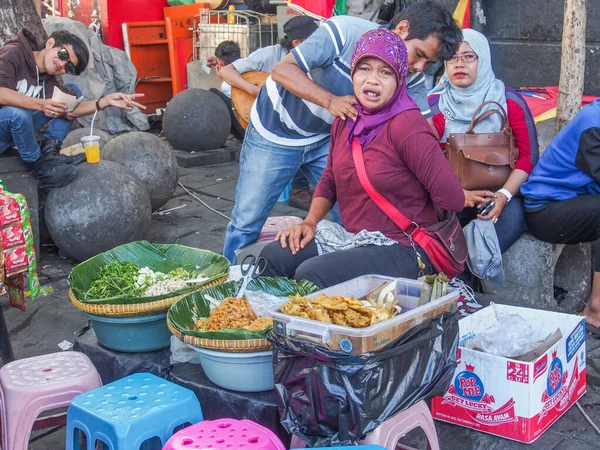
[{"xmin": 429, "ymin": 29, "xmax": 507, "ymax": 143}]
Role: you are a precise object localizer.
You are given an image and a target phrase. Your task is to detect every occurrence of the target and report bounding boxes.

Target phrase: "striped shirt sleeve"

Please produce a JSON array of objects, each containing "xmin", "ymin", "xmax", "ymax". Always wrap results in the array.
[
  {"xmin": 291, "ymin": 18, "xmax": 346, "ymax": 73},
  {"xmin": 406, "ymin": 73, "xmax": 432, "ymax": 118}
]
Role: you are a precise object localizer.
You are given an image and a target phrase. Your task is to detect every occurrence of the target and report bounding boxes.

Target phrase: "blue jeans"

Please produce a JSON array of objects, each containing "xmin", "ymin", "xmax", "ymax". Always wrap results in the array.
[
  {"xmin": 0, "ymin": 83, "xmax": 81, "ymax": 162},
  {"xmin": 223, "ymin": 123, "xmax": 341, "ymax": 262}
]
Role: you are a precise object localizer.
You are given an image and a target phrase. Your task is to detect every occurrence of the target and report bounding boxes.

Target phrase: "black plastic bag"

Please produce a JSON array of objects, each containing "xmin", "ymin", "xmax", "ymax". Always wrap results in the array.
[{"xmin": 268, "ymin": 312, "xmax": 460, "ymax": 447}]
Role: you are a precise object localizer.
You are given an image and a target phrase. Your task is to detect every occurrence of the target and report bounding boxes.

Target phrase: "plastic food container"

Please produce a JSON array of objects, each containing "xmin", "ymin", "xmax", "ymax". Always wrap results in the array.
[
  {"xmin": 268, "ymin": 274, "xmax": 459, "ymax": 354},
  {"xmin": 82, "ymin": 312, "xmax": 171, "ymax": 352},
  {"xmin": 190, "ymin": 347, "xmax": 274, "ymax": 392}
]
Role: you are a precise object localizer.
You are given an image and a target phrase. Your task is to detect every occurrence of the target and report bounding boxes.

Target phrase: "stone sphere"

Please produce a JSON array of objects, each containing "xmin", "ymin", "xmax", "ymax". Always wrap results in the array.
[
  {"xmin": 62, "ymin": 127, "xmax": 112, "ymax": 149},
  {"xmin": 45, "ymin": 161, "xmax": 152, "ymax": 262},
  {"xmin": 163, "ymin": 88, "xmax": 231, "ymax": 152},
  {"xmin": 103, "ymin": 132, "xmax": 179, "ymax": 210}
]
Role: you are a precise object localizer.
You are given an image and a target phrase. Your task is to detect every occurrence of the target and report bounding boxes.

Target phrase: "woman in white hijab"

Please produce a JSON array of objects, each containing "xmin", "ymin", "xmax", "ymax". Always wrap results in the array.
[{"xmin": 428, "ymin": 28, "xmax": 538, "ymax": 256}]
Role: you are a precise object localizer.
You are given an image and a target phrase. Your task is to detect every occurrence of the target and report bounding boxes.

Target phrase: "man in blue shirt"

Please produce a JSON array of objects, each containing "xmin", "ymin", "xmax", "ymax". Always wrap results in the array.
[
  {"xmin": 223, "ymin": 1, "xmax": 461, "ymax": 262},
  {"xmin": 521, "ymin": 100, "xmax": 600, "ymax": 330}
]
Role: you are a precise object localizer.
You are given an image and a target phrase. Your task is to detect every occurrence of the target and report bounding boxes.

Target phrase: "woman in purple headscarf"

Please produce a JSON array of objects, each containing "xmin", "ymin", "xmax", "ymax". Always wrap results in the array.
[{"xmin": 260, "ymin": 29, "xmax": 464, "ymax": 288}]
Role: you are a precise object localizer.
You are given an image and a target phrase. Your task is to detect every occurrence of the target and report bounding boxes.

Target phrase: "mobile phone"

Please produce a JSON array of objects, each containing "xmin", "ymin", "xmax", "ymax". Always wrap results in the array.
[{"xmin": 478, "ymin": 201, "xmax": 495, "ymax": 216}]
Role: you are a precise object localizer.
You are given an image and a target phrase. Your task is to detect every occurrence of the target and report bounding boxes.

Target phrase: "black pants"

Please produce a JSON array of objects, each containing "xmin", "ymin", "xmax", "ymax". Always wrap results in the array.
[
  {"xmin": 259, "ymin": 239, "xmax": 432, "ymax": 288},
  {"xmin": 525, "ymin": 195, "xmax": 600, "ymax": 271}
]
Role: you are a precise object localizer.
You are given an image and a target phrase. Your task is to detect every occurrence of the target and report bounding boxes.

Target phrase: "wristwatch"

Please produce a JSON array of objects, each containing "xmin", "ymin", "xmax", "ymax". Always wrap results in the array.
[
  {"xmin": 95, "ymin": 96, "xmax": 104, "ymax": 111},
  {"xmin": 497, "ymin": 188, "xmax": 513, "ymax": 203}
]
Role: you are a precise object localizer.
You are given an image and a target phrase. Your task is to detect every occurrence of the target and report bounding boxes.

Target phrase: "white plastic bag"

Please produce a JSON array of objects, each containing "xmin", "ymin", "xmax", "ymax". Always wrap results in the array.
[
  {"xmin": 169, "ymin": 336, "xmax": 201, "ymax": 365},
  {"xmin": 469, "ymin": 314, "xmax": 544, "ymax": 358},
  {"xmin": 244, "ymin": 290, "xmax": 288, "ymax": 317}
]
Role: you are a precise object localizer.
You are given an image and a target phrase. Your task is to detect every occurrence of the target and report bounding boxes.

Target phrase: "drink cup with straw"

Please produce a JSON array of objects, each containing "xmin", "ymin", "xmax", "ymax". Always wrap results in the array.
[{"xmin": 81, "ymin": 110, "xmax": 101, "ymax": 163}]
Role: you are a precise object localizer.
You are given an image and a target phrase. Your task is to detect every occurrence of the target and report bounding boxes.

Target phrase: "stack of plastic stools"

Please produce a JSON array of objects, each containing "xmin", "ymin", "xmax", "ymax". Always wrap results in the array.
[
  {"xmin": 66, "ymin": 372, "xmax": 203, "ymax": 450},
  {"xmin": 257, "ymin": 216, "xmax": 303, "ymax": 242},
  {"xmin": 0, "ymin": 351, "xmax": 102, "ymax": 450},
  {"xmin": 162, "ymin": 418, "xmax": 286, "ymax": 450},
  {"xmin": 290, "ymin": 401, "xmax": 440, "ymax": 450}
]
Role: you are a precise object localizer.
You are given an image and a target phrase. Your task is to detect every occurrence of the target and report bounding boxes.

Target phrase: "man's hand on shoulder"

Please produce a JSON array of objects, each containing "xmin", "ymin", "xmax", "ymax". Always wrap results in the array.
[{"xmin": 326, "ymin": 95, "xmax": 357, "ymax": 121}]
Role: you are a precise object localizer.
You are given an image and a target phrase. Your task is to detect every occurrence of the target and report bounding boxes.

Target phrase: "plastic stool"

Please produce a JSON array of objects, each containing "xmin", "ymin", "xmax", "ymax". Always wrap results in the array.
[
  {"xmin": 162, "ymin": 418, "xmax": 286, "ymax": 450},
  {"xmin": 292, "ymin": 446, "xmax": 386, "ymax": 450},
  {"xmin": 0, "ymin": 351, "xmax": 102, "ymax": 450},
  {"xmin": 66, "ymin": 372, "xmax": 203, "ymax": 450},
  {"xmin": 258, "ymin": 216, "xmax": 303, "ymax": 242},
  {"xmin": 290, "ymin": 401, "xmax": 439, "ymax": 450}
]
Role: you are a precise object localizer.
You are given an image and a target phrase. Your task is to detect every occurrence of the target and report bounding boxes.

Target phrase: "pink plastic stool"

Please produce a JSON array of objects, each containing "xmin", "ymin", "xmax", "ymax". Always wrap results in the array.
[
  {"xmin": 0, "ymin": 351, "xmax": 102, "ymax": 450},
  {"xmin": 258, "ymin": 216, "xmax": 303, "ymax": 242},
  {"xmin": 290, "ymin": 401, "xmax": 439, "ymax": 450},
  {"xmin": 162, "ymin": 418, "xmax": 286, "ymax": 450}
]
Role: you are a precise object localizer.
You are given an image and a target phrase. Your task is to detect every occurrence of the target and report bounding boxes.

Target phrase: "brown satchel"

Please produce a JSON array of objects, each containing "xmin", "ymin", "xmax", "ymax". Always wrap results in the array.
[{"xmin": 445, "ymin": 100, "xmax": 519, "ymax": 191}]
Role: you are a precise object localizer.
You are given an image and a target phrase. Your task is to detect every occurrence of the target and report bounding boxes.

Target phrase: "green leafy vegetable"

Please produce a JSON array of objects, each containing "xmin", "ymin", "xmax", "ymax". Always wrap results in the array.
[{"xmin": 83, "ymin": 261, "xmax": 143, "ymax": 300}]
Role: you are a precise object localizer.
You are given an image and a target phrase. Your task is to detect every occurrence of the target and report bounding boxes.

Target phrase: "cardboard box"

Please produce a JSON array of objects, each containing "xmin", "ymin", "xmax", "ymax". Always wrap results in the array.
[{"xmin": 431, "ymin": 304, "xmax": 586, "ymax": 444}]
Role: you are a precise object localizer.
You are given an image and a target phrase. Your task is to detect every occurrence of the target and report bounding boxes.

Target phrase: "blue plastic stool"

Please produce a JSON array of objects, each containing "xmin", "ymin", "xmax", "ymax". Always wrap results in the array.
[{"xmin": 65, "ymin": 373, "xmax": 203, "ymax": 450}]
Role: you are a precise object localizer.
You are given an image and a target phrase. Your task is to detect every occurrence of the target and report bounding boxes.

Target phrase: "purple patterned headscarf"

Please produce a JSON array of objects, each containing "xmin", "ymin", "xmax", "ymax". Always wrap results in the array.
[{"xmin": 347, "ymin": 28, "xmax": 418, "ymax": 149}]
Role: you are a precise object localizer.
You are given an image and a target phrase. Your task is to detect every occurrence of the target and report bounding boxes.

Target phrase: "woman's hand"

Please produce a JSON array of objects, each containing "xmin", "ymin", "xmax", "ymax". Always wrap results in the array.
[
  {"xmin": 463, "ymin": 189, "xmax": 495, "ymax": 208},
  {"xmin": 478, "ymin": 192, "xmax": 508, "ymax": 223},
  {"xmin": 276, "ymin": 222, "xmax": 316, "ymax": 255}
]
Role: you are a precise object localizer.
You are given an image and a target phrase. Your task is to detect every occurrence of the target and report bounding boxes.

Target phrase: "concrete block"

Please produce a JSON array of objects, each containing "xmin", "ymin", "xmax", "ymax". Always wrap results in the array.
[
  {"xmin": 485, "ymin": 232, "xmax": 592, "ymax": 313},
  {"xmin": 173, "ymin": 146, "xmax": 239, "ymax": 168},
  {"xmin": 0, "ymin": 153, "xmax": 40, "ymax": 255}
]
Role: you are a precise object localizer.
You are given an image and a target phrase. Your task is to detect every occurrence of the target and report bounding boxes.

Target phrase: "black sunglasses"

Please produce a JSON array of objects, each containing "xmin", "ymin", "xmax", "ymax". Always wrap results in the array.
[{"xmin": 57, "ymin": 45, "xmax": 78, "ymax": 75}]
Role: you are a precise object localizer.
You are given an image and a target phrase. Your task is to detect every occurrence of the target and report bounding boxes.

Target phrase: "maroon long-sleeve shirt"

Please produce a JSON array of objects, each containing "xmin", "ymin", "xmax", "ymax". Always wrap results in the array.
[{"xmin": 314, "ymin": 109, "xmax": 465, "ymax": 246}]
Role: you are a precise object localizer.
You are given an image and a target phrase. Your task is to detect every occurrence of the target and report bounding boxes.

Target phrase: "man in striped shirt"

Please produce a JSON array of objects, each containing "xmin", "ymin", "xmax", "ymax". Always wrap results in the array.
[{"xmin": 223, "ymin": 1, "xmax": 461, "ymax": 262}]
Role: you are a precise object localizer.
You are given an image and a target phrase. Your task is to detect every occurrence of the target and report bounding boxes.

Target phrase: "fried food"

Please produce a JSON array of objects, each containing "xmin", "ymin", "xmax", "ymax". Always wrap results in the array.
[
  {"xmin": 314, "ymin": 294, "xmax": 348, "ymax": 311},
  {"xmin": 331, "ymin": 311, "xmax": 349, "ymax": 326},
  {"xmin": 193, "ymin": 317, "xmax": 208, "ymax": 330},
  {"xmin": 345, "ymin": 309, "xmax": 371, "ymax": 328},
  {"xmin": 307, "ymin": 306, "xmax": 332, "ymax": 323},
  {"xmin": 279, "ymin": 293, "xmax": 398, "ymax": 328},
  {"xmin": 370, "ymin": 307, "xmax": 392, "ymax": 326},
  {"xmin": 245, "ymin": 317, "xmax": 273, "ymax": 331},
  {"xmin": 281, "ymin": 302, "xmax": 306, "ymax": 316},
  {"xmin": 200, "ymin": 297, "xmax": 257, "ymax": 331}
]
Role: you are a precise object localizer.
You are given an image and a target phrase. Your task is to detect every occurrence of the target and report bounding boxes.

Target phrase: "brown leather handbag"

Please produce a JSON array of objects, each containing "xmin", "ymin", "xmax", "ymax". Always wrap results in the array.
[{"xmin": 445, "ymin": 100, "xmax": 519, "ymax": 191}]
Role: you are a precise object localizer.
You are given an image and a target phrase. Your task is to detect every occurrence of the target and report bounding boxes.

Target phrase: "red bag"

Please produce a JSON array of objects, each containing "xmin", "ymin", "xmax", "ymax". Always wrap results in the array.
[{"xmin": 351, "ymin": 140, "xmax": 467, "ymax": 278}]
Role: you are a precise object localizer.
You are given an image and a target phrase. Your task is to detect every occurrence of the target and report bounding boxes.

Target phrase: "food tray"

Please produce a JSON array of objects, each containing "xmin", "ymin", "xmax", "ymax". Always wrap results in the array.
[{"xmin": 268, "ymin": 274, "xmax": 459, "ymax": 354}]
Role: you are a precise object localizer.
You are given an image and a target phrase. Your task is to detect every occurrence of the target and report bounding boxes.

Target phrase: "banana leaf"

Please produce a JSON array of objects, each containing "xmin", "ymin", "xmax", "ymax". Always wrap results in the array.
[
  {"xmin": 168, "ymin": 277, "xmax": 319, "ymax": 340},
  {"xmin": 69, "ymin": 241, "xmax": 230, "ymax": 304}
]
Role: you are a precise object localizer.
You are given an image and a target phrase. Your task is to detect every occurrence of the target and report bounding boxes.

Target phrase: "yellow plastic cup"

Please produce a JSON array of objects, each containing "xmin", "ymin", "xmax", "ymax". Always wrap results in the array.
[{"xmin": 81, "ymin": 135, "xmax": 101, "ymax": 164}]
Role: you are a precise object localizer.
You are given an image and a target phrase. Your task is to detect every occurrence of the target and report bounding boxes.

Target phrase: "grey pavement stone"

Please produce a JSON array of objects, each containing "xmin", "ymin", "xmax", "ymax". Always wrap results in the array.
[
  {"xmin": 173, "ymin": 146, "xmax": 240, "ymax": 168},
  {"xmin": 486, "ymin": 233, "xmax": 592, "ymax": 314}
]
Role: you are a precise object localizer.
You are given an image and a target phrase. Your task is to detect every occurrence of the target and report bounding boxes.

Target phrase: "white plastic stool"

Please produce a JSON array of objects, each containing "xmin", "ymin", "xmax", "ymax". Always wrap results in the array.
[{"xmin": 0, "ymin": 351, "xmax": 102, "ymax": 450}]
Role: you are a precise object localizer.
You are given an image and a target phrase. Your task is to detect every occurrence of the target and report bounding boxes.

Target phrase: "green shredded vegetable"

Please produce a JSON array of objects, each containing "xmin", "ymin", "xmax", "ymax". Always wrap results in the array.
[{"xmin": 83, "ymin": 261, "xmax": 143, "ymax": 300}]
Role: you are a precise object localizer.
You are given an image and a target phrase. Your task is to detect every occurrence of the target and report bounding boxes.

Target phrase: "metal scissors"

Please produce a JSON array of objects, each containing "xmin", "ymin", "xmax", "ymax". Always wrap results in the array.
[{"xmin": 236, "ymin": 255, "xmax": 267, "ymax": 298}]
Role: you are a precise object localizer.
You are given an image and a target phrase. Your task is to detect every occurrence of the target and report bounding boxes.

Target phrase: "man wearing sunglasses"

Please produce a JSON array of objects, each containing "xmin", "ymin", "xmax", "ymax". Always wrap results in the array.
[{"xmin": 0, "ymin": 29, "xmax": 145, "ymax": 189}]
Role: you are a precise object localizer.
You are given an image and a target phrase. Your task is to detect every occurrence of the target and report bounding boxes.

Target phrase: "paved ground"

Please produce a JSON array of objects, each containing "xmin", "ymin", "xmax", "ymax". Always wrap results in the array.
[{"xmin": 3, "ymin": 126, "xmax": 600, "ymax": 449}]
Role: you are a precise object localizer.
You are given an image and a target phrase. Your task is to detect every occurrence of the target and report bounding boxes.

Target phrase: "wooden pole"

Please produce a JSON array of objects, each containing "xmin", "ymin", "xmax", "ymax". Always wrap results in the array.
[{"xmin": 555, "ymin": 0, "xmax": 587, "ymax": 134}]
